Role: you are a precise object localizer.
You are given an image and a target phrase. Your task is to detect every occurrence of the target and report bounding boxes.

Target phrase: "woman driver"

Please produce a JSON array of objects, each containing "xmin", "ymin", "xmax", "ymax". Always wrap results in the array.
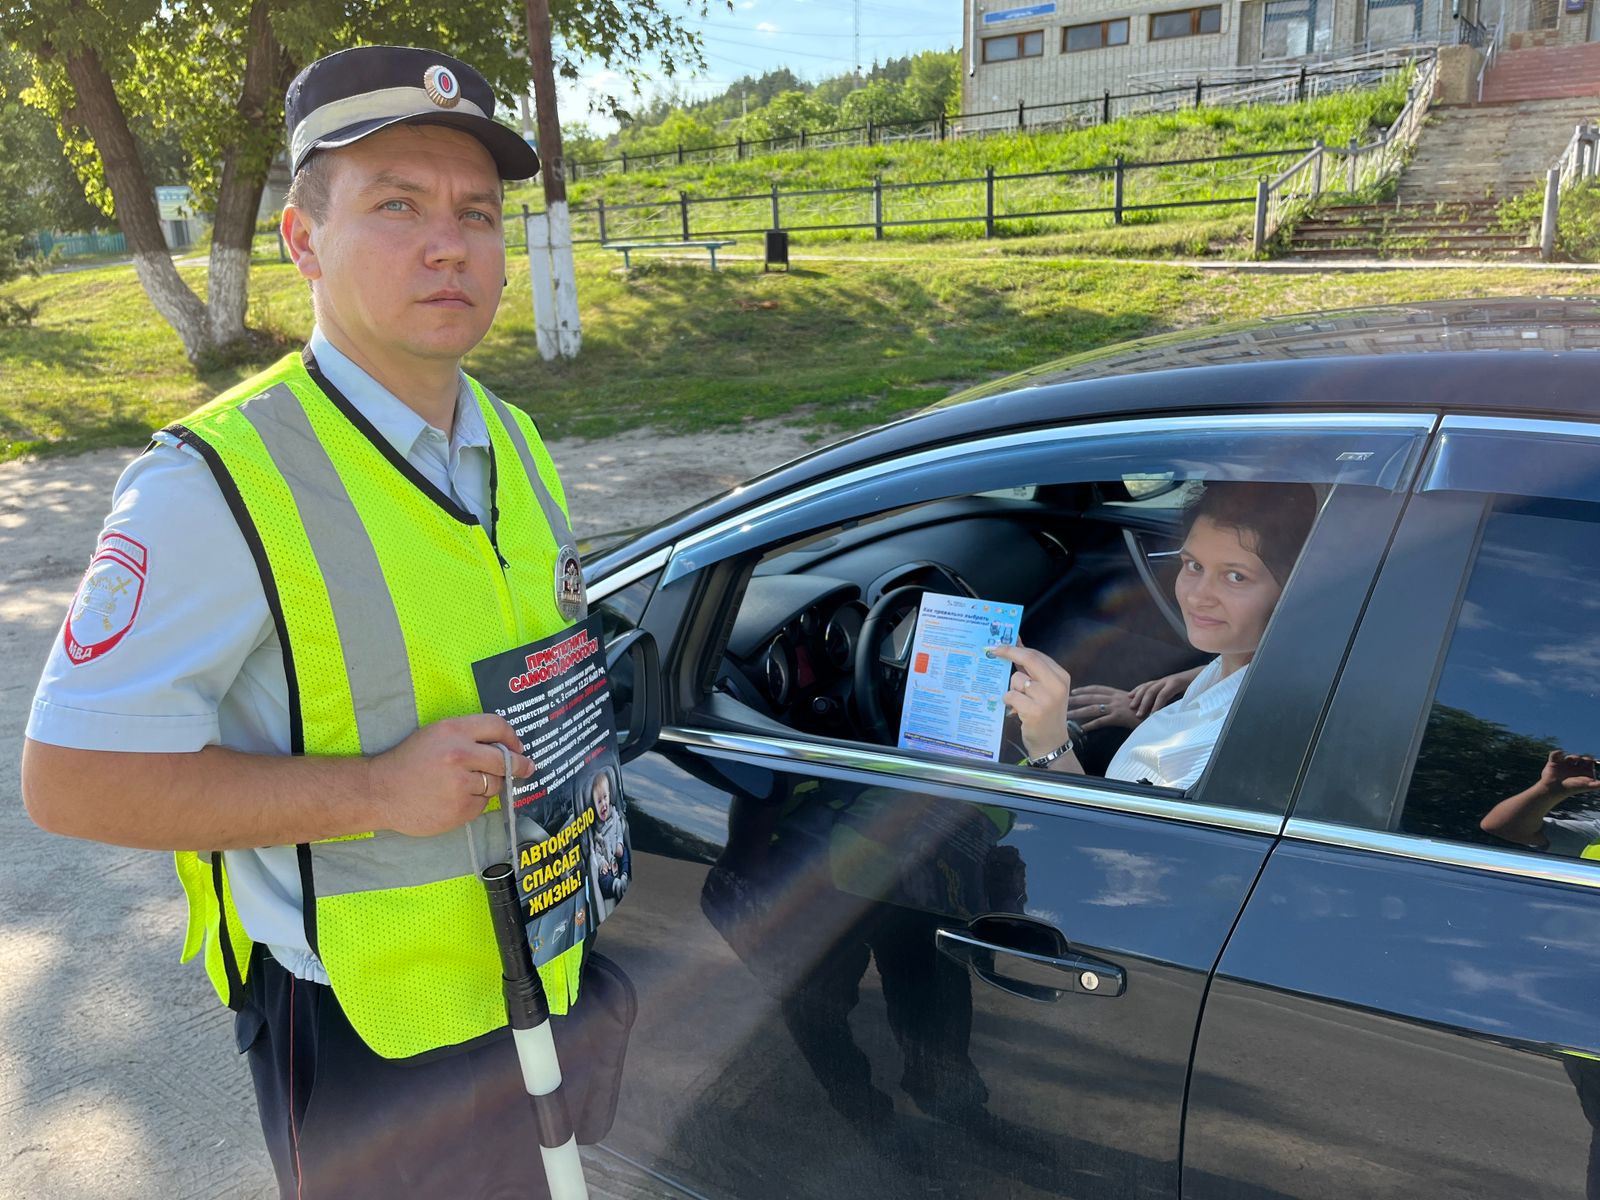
[{"xmin": 992, "ymin": 480, "xmax": 1317, "ymax": 790}]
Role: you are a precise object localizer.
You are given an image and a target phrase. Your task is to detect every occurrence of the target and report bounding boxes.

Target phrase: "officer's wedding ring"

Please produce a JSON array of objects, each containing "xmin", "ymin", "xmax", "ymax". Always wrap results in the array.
[{"xmin": 477, "ymin": 771, "xmax": 493, "ymax": 797}]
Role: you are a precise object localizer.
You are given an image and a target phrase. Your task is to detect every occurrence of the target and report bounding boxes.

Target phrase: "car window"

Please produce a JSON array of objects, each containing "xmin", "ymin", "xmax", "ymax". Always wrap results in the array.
[
  {"xmin": 683, "ymin": 414, "xmax": 1431, "ymax": 817},
  {"xmin": 1397, "ymin": 495, "xmax": 1600, "ymax": 862},
  {"xmin": 592, "ymin": 570, "xmax": 659, "ymax": 644}
]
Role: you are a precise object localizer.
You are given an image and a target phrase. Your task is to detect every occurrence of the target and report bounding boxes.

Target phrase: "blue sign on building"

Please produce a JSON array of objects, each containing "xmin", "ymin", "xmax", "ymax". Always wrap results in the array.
[{"xmin": 982, "ymin": 2, "xmax": 1057, "ymax": 23}]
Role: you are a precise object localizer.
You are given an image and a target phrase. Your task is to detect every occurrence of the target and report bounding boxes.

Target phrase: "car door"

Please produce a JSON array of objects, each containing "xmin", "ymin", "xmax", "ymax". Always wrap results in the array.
[
  {"xmin": 1184, "ymin": 416, "xmax": 1600, "ymax": 1200},
  {"xmin": 592, "ymin": 411, "xmax": 1433, "ymax": 1200}
]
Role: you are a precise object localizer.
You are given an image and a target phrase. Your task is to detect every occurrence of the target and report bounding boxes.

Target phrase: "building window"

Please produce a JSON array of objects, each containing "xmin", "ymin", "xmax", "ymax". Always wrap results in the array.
[
  {"xmin": 1262, "ymin": 0, "xmax": 1333, "ymax": 56},
  {"xmin": 1365, "ymin": 0, "xmax": 1424, "ymax": 43},
  {"xmin": 981, "ymin": 29, "xmax": 1045, "ymax": 62},
  {"xmin": 1149, "ymin": 5, "xmax": 1223, "ymax": 39},
  {"xmin": 1065, "ymin": 18, "xmax": 1131, "ymax": 51}
]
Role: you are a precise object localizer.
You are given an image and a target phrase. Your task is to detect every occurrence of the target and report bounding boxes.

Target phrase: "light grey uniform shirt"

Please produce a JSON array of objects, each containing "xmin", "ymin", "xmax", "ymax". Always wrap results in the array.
[
  {"xmin": 1543, "ymin": 811, "xmax": 1600, "ymax": 858},
  {"xmin": 28, "ymin": 327, "xmax": 493, "ymax": 982}
]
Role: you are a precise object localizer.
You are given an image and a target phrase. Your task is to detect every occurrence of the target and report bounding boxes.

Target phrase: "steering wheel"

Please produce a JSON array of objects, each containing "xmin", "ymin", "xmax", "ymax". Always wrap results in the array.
[{"xmin": 853, "ymin": 585, "xmax": 927, "ymax": 744}]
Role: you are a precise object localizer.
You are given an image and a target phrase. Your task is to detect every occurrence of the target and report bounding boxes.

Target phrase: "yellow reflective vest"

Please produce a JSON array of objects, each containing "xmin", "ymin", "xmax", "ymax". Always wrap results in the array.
[{"xmin": 168, "ymin": 349, "xmax": 583, "ymax": 1059}]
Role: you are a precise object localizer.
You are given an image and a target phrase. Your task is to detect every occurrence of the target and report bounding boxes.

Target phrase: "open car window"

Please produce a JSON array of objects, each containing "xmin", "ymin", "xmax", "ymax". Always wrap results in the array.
[{"xmin": 680, "ymin": 414, "xmax": 1432, "ymax": 818}]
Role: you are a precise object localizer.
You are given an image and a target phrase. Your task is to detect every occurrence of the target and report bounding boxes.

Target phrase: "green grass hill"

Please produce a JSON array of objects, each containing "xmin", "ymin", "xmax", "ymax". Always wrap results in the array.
[{"xmin": 505, "ymin": 77, "xmax": 1410, "ymax": 248}]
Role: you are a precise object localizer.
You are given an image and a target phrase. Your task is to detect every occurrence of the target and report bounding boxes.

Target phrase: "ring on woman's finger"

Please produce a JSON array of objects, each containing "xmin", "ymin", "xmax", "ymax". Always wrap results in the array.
[{"xmin": 1099, "ymin": 703, "xmax": 1108, "ymax": 714}]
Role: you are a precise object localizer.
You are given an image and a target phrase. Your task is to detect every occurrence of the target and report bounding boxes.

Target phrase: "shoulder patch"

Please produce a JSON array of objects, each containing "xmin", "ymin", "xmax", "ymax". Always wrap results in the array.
[{"xmin": 64, "ymin": 532, "xmax": 149, "ymax": 666}]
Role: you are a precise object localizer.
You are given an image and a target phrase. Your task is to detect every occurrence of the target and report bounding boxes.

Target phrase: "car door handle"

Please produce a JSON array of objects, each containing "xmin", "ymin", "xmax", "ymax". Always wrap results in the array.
[{"xmin": 935, "ymin": 928, "xmax": 1127, "ymax": 1003}]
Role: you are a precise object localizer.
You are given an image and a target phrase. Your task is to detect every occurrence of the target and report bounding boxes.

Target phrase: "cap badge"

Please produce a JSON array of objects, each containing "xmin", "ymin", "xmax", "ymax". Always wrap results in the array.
[
  {"xmin": 423, "ymin": 65, "xmax": 461, "ymax": 108},
  {"xmin": 555, "ymin": 545, "xmax": 584, "ymax": 622}
]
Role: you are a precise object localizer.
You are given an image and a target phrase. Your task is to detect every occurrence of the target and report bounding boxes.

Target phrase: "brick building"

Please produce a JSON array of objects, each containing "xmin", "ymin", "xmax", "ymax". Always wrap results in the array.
[{"xmin": 958, "ymin": 0, "xmax": 1586, "ymax": 116}]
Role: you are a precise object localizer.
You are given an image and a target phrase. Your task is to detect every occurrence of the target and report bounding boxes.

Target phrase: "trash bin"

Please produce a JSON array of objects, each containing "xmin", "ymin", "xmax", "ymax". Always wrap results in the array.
[{"xmin": 764, "ymin": 229, "xmax": 789, "ymax": 273}]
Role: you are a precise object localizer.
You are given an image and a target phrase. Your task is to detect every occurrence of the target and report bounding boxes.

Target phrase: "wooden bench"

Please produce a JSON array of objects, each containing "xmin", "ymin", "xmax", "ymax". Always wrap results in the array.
[{"xmin": 603, "ymin": 239, "xmax": 736, "ymax": 271}]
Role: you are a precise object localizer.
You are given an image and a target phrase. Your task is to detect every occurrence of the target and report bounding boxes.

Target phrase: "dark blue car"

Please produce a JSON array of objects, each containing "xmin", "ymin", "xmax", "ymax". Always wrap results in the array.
[{"xmin": 586, "ymin": 298, "xmax": 1600, "ymax": 1200}]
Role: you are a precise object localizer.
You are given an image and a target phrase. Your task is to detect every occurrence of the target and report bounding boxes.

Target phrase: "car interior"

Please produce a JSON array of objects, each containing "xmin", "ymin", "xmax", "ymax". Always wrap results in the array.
[{"xmin": 709, "ymin": 475, "xmax": 1284, "ymax": 782}]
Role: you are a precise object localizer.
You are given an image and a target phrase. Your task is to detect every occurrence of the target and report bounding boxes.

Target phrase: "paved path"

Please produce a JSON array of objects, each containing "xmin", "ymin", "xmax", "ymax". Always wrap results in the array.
[{"xmin": 0, "ymin": 423, "xmax": 815, "ymax": 1200}]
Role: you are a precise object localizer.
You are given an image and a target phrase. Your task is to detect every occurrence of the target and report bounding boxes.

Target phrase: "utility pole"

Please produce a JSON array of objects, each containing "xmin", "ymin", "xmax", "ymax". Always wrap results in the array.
[
  {"xmin": 854, "ymin": 0, "xmax": 861, "ymax": 80},
  {"xmin": 524, "ymin": 0, "xmax": 581, "ymax": 359}
]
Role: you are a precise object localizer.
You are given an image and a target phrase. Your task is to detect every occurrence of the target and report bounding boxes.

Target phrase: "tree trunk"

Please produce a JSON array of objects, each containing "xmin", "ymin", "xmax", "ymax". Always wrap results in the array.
[
  {"xmin": 207, "ymin": 0, "xmax": 294, "ymax": 347},
  {"xmin": 61, "ymin": 45, "xmax": 212, "ymax": 362}
]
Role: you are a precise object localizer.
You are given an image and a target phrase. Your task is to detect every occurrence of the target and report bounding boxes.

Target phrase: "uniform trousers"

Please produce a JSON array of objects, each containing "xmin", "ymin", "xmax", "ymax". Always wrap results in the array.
[{"xmin": 237, "ymin": 949, "xmax": 552, "ymax": 1200}]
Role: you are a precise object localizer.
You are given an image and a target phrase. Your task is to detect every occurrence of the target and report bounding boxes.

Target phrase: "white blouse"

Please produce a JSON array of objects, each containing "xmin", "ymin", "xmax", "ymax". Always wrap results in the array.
[{"xmin": 1104, "ymin": 657, "xmax": 1244, "ymax": 791}]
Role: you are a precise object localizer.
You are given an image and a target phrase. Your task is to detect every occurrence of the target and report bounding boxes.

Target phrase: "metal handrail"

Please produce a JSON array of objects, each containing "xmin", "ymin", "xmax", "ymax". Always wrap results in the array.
[
  {"xmin": 1253, "ymin": 54, "xmax": 1438, "ymax": 254},
  {"xmin": 1536, "ymin": 120, "xmax": 1600, "ymax": 258},
  {"xmin": 1457, "ymin": 18, "xmax": 1489, "ymax": 48},
  {"xmin": 1476, "ymin": 11, "xmax": 1505, "ymax": 104}
]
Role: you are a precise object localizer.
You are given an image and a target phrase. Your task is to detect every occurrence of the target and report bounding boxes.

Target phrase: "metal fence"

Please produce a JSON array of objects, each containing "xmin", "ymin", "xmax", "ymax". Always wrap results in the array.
[
  {"xmin": 562, "ymin": 52, "xmax": 1422, "ymax": 182},
  {"xmin": 25, "ymin": 230, "xmax": 126, "ymax": 258},
  {"xmin": 510, "ymin": 146, "xmax": 1314, "ymax": 250}
]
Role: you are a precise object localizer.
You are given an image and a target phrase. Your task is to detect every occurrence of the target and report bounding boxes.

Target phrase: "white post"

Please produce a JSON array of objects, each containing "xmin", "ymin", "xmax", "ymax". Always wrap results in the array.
[
  {"xmin": 1541, "ymin": 167, "xmax": 1561, "ymax": 262},
  {"xmin": 525, "ymin": 203, "xmax": 582, "ymax": 360}
]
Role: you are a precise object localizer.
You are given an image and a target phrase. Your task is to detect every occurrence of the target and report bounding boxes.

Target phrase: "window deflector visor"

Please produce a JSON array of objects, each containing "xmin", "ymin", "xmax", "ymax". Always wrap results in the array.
[
  {"xmin": 664, "ymin": 414, "xmax": 1433, "ymax": 586},
  {"xmin": 1422, "ymin": 416, "xmax": 1600, "ymax": 504}
]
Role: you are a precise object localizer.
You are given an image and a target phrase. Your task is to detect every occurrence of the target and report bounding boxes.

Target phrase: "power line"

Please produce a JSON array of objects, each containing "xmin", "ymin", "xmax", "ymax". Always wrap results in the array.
[
  {"xmin": 684, "ymin": 17, "xmax": 938, "ymax": 39},
  {"xmin": 693, "ymin": 31, "xmax": 859, "ymax": 63}
]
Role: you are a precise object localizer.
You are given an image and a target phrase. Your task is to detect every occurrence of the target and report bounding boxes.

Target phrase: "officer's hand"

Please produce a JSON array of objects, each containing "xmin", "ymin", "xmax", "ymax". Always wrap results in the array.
[{"xmin": 368, "ymin": 715, "xmax": 534, "ymax": 838}]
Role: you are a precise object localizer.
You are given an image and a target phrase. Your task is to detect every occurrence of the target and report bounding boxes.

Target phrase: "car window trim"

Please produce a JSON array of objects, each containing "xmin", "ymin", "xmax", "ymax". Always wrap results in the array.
[
  {"xmin": 1287, "ymin": 489, "xmax": 1487, "ymax": 833},
  {"xmin": 1420, "ymin": 413, "xmax": 1600, "ymax": 498},
  {"xmin": 1284, "ymin": 816, "xmax": 1600, "ymax": 891},
  {"xmin": 663, "ymin": 412, "xmax": 1437, "ymax": 586},
  {"xmin": 662, "ymin": 725, "xmax": 1286, "ymax": 836},
  {"xmin": 588, "ymin": 545, "xmax": 672, "ymax": 602}
]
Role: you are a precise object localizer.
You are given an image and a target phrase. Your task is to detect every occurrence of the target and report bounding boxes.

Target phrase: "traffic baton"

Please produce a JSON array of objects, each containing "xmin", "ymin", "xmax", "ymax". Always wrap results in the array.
[{"xmin": 481, "ymin": 856, "xmax": 589, "ymax": 1200}]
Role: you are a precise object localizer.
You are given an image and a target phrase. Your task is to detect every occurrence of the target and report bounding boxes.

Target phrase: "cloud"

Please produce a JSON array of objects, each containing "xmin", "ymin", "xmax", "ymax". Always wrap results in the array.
[
  {"xmin": 1456, "ymin": 600, "xmax": 1493, "ymax": 631},
  {"xmin": 1530, "ymin": 635, "xmax": 1600, "ymax": 694},
  {"xmin": 756, "ymin": 21, "xmax": 780, "ymax": 32},
  {"xmin": 1485, "ymin": 666, "xmax": 1540, "ymax": 691},
  {"xmin": 1082, "ymin": 848, "xmax": 1173, "ymax": 908}
]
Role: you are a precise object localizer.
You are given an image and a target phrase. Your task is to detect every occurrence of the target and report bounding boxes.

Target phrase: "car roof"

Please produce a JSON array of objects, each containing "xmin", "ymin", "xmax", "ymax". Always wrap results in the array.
[{"xmin": 590, "ymin": 298, "xmax": 1600, "ymax": 574}]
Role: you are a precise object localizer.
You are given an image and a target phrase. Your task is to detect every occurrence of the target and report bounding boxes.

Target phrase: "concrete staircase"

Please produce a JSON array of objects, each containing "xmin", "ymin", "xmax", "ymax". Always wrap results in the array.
[
  {"xmin": 1395, "ymin": 97, "xmax": 1599, "ymax": 204},
  {"xmin": 1282, "ymin": 200, "xmax": 1540, "ymax": 259},
  {"xmin": 1281, "ymin": 61, "xmax": 1600, "ymax": 259}
]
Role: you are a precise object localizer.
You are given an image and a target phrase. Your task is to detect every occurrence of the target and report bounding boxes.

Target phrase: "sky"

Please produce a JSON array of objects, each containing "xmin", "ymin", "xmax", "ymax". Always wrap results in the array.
[{"xmin": 554, "ymin": 0, "xmax": 964, "ymax": 132}]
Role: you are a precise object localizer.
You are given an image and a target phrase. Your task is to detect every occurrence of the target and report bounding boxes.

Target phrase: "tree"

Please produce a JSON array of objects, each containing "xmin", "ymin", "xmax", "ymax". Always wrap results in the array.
[
  {"xmin": 1, "ymin": 44, "xmax": 107, "ymax": 241},
  {"xmin": 838, "ymin": 79, "xmax": 916, "ymax": 130},
  {"xmin": 0, "ymin": 1, "xmax": 718, "ymax": 363},
  {"xmin": 560, "ymin": 120, "xmax": 607, "ymax": 163},
  {"xmin": 903, "ymin": 50, "xmax": 959, "ymax": 119},
  {"xmin": 738, "ymin": 89, "xmax": 835, "ymax": 142}
]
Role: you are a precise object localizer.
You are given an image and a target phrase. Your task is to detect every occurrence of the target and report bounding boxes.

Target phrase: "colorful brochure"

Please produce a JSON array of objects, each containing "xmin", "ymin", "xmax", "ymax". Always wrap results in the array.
[{"xmin": 897, "ymin": 592, "xmax": 1023, "ymax": 762}]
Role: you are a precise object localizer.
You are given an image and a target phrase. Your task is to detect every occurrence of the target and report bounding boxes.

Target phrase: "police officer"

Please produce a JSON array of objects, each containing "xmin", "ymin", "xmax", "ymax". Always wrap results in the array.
[{"xmin": 22, "ymin": 45, "xmax": 586, "ymax": 1199}]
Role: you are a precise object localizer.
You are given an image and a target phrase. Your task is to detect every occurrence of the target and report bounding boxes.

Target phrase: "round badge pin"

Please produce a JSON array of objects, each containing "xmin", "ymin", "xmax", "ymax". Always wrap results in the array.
[
  {"xmin": 423, "ymin": 65, "xmax": 460, "ymax": 108},
  {"xmin": 555, "ymin": 546, "xmax": 584, "ymax": 622}
]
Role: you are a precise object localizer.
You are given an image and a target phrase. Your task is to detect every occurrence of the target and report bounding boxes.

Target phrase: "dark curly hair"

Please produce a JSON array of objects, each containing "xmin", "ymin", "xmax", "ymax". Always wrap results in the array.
[{"xmin": 1183, "ymin": 481, "xmax": 1318, "ymax": 586}]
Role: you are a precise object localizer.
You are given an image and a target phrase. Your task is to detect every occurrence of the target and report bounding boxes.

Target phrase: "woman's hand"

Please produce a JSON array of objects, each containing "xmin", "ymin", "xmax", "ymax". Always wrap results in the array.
[
  {"xmin": 991, "ymin": 644, "xmax": 1073, "ymax": 760},
  {"xmin": 1066, "ymin": 685, "xmax": 1141, "ymax": 732},
  {"xmin": 1130, "ymin": 666, "xmax": 1202, "ymax": 718},
  {"xmin": 1067, "ymin": 666, "xmax": 1202, "ymax": 732}
]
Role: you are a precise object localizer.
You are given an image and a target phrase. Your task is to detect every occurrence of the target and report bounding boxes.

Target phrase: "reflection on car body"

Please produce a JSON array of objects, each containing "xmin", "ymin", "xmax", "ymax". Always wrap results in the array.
[{"xmin": 585, "ymin": 300, "xmax": 1600, "ymax": 1200}]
